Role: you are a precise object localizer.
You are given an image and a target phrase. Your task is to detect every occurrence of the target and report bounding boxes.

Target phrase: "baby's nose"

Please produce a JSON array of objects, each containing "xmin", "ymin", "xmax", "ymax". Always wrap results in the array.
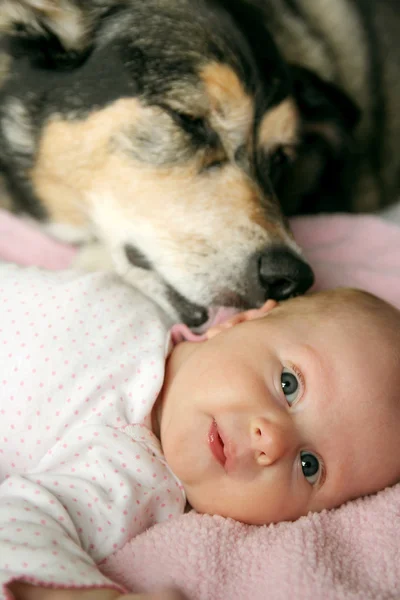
[{"xmin": 250, "ymin": 417, "xmax": 289, "ymax": 466}]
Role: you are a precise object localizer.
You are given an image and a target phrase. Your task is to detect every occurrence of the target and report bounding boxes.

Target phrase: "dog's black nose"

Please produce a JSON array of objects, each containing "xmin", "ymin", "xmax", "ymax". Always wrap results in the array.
[{"xmin": 248, "ymin": 247, "xmax": 314, "ymax": 303}]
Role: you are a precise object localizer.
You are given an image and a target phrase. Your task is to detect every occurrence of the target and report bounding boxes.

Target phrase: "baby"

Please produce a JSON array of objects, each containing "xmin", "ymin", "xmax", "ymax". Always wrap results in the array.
[{"xmin": 1, "ymin": 264, "xmax": 400, "ymax": 600}]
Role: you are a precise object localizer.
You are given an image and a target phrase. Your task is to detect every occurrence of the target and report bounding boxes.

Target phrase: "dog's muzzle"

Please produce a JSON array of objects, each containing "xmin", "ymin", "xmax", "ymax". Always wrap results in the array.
[
  {"xmin": 170, "ymin": 246, "xmax": 314, "ymax": 330},
  {"xmin": 248, "ymin": 246, "xmax": 315, "ymax": 305},
  {"xmin": 125, "ymin": 242, "xmax": 314, "ymax": 330}
]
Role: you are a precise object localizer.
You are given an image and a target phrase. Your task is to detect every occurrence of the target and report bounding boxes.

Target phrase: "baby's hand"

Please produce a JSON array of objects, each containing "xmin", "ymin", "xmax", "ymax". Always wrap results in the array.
[{"xmin": 9, "ymin": 583, "xmax": 189, "ymax": 600}]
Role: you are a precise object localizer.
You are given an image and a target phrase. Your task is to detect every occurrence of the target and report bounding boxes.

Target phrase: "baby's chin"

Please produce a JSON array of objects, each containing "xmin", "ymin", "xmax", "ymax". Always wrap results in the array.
[{"xmin": 185, "ymin": 487, "xmax": 318, "ymax": 525}]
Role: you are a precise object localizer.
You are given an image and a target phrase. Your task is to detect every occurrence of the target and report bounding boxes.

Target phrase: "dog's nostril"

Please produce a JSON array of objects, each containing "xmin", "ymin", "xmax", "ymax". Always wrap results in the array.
[
  {"xmin": 124, "ymin": 244, "xmax": 152, "ymax": 270},
  {"xmin": 259, "ymin": 274, "xmax": 298, "ymax": 300},
  {"xmin": 255, "ymin": 247, "xmax": 314, "ymax": 302}
]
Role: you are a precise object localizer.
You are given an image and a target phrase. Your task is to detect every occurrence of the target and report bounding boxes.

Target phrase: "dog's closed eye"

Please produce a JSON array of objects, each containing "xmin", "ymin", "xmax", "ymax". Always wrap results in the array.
[
  {"xmin": 163, "ymin": 107, "xmax": 221, "ymax": 148},
  {"xmin": 162, "ymin": 107, "xmax": 228, "ymax": 171},
  {"xmin": 201, "ymin": 148, "xmax": 228, "ymax": 172}
]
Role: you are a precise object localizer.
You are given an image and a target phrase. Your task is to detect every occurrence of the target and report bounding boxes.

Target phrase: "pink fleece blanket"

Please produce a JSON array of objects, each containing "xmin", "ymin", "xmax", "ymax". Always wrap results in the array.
[
  {"xmin": 101, "ymin": 485, "xmax": 400, "ymax": 600},
  {"xmin": 1, "ymin": 209, "xmax": 400, "ymax": 306},
  {"xmin": 1, "ymin": 208, "xmax": 400, "ymax": 599}
]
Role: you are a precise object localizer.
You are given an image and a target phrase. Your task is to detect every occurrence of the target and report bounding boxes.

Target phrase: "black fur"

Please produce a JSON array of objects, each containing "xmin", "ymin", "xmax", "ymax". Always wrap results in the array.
[{"xmin": 0, "ymin": 0, "xmax": 398, "ymax": 218}]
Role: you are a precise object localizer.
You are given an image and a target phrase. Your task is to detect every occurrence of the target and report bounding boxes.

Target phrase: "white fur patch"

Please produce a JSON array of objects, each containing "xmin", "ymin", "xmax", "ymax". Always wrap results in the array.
[
  {"xmin": 42, "ymin": 221, "xmax": 94, "ymax": 244},
  {"xmin": 1, "ymin": 98, "xmax": 34, "ymax": 156},
  {"xmin": 86, "ymin": 186, "xmax": 304, "ymax": 315},
  {"xmin": 0, "ymin": 0, "xmax": 89, "ymax": 50},
  {"xmin": 42, "ymin": 0, "xmax": 90, "ymax": 51},
  {"xmin": 72, "ymin": 242, "xmax": 115, "ymax": 272}
]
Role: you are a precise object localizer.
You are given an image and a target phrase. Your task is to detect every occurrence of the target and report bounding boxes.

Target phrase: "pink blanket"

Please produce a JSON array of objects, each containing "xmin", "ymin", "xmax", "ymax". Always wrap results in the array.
[
  {"xmin": 101, "ymin": 485, "xmax": 400, "ymax": 600},
  {"xmin": 1, "ymin": 208, "xmax": 400, "ymax": 599},
  {"xmin": 1, "ymin": 209, "xmax": 400, "ymax": 306}
]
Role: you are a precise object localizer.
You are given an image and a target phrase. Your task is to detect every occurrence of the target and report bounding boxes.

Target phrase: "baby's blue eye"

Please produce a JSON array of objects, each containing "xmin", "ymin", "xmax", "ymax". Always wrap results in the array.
[
  {"xmin": 301, "ymin": 451, "xmax": 320, "ymax": 485},
  {"xmin": 281, "ymin": 368, "xmax": 299, "ymax": 405}
]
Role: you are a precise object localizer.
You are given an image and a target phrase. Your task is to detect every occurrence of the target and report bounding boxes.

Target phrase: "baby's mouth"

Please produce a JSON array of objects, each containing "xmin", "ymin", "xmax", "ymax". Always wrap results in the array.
[{"xmin": 208, "ymin": 419, "xmax": 226, "ymax": 467}]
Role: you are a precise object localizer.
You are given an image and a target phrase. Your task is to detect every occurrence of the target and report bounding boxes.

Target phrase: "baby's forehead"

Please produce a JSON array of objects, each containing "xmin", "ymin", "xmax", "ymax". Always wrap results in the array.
[
  {"xmin": 286, "ymin": 289, "xmax": 363, "ymax": 312},
  {"xmin": 268, "ymin": 291, "xmax": 399, "ymax": 384},
  {"xmin": 279, "ymin": 291, "xmax": 396, "ymax": 335},
  {"xmin": 270, "ymin": 293, "xmax": 343, "ymax": 324},
  {"xmin": 311, "ymin": 352, "xmax": 400, "ymax": 509},
  {"xmin": 328, "ymin": 395, "xmax": 400, "ymax": 504},
  {"xmin": 298, "ymin": 288, "xmax": 400, "ymax": 322}
]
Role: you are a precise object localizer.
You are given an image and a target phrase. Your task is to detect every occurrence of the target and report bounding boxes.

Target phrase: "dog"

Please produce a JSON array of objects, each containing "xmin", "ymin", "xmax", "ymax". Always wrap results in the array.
[{"xmin": 0, "ymin": 0, "xmax": 397, "ymax": 326}]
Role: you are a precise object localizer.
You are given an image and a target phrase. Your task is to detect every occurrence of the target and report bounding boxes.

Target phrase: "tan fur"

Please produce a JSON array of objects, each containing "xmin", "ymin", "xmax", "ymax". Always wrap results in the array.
[
  {"xmin": 200, "ymin": 62, "xmax": 254, "ymax": 156},
  {"xmin": 0, "ymin": 0, "xmax": 90, "ymax": 50},
  {"xmin": 30, "ymin": 92, "xmax": 298, "ymax": 311},
  {"xmin": 31, "ymin": 93, "xmax": 292, "ymax": 244},
  {"xmin": 264, "ymin": 0, "xmax": 381, "ymax": 211},
  {"xmin": 31, "ymin": 98, "xmax": 144, "ymax": 225},
  {"xmin": 258, "ymin": 98, "xmax": 299, "ymax": 152},
  {"xmin": 0, "ymin": 6, "xmax": 318, "ymax": 320},
  {"xmin": 0, "ymin": 1, "xmax": 34, "ymax": 33},
  {"xmin": 0, "ymin": 52, "xmax": 10, "ymax": 90},
  {"xmin": 201, "ymin": 63, "xmax": 251, "ymax": 114},
  {"xmin": 2, "ymin": 98, "xmax": 35, "ymax": 157},
  {"xmin": 0, "ymin": 174, "xmax": 12, "ymax": 211}
]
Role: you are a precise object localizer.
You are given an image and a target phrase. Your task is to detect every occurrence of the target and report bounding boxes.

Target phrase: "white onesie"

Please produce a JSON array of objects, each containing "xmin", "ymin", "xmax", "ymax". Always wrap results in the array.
[{"xmin": 0, "ymin": 264, "xmax": 186, "ymax": 598}]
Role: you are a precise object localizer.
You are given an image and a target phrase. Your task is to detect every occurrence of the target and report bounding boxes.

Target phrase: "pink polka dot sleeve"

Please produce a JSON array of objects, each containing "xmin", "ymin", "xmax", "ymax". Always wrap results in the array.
[
  {"xmin": 0, "ymin": 481, "xmax": 123, "ymax": 593},
  {"xmin": 0, "ymin": 264, "xmax": 185, "ymax": 599}
]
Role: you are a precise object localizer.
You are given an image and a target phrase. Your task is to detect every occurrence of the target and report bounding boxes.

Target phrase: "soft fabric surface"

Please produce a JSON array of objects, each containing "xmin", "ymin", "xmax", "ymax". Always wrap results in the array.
[
  {"xmin": 101, "ymin": 484, "xmax": 400, "ymax": 600},
  {"xmin": 0, "ymin": 211, "xmax": 76, "ymax": 269},
  {"xmin": 1, "ymin": 207, "xmax": 400, "ymax": 599},
  {"xmin": 2, "ymin": 208, "xmax": 400, "ymax": 307},
  {"xmin": 0, "ymin": 266, "xmax": 181, "ymax": 597},
  {"xmin": 291, "ymin": 214, "xmax": 400, "ymax": 308}
]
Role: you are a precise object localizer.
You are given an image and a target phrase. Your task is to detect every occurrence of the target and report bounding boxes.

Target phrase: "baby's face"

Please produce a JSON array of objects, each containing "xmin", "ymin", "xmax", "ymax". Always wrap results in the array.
[{"xmin": 157, "ymin": 296, "xmax": 400, "ymax": 524}]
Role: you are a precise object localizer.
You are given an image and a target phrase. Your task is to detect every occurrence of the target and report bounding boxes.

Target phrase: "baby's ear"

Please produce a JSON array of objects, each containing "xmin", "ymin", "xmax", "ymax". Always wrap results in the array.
[{"xmin": 206, "ymin": 300, "xmax": 278, "ymax": 339}]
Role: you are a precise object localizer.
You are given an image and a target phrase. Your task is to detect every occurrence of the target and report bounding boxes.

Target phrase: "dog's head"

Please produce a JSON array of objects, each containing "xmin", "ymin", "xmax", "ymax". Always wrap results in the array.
[
  {"xmin": 276, "ymin": 65, "xmax": 361, "ymax": 215},
  {"xmin": 0, "ymin": 0, "xmax": 322, "ymax": 326}
]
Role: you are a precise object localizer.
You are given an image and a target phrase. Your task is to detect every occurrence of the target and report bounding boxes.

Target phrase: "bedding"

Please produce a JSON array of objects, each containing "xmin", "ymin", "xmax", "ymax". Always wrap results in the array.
[
  {"xmin": 1, "ymin": 206, "xmax": 400, "ymax": 599},
  {"xmin": 1, "ymin": 208, "xmax": 400, "ymax": 308},
  {"xmin": 101, "ymin": 485, "xmax": 400, "ymax": 600}
]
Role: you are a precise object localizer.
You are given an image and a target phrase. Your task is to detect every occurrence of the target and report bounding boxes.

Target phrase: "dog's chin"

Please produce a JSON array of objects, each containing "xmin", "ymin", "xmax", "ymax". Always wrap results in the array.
[
  {"xmin": 109, "ymin": 246, "xmax": 243, "ymax": 331},
  {"xmin": 164, "ymin": 284, "xmax": 243, "ymax": 331},
  {"xmin": 193, "ymin": 306, "xmax": 241, "ymax": 333}
]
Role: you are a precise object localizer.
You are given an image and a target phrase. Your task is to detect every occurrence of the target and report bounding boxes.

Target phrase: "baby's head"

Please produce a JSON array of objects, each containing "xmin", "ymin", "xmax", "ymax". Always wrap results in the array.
[{"xmin": 154, "ymin": 288, "xmax": 400, "ymax": 525}]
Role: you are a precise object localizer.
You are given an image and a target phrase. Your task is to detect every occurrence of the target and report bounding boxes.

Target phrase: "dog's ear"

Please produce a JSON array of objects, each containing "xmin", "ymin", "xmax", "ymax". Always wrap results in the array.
[
  {"xmin": 277, "ymin": 66, "xmax": 361, "ymax": 214},
  {"xmin": 290, "ymin": 65, "xmax": 360, "ymax": 138},
  {"xmin": 0, "ymin": 0, "xmax": 123, "ymax": 69},
  {"xmin": 210, "ymin": 0, "xmax": 290, "ymax": 104}
]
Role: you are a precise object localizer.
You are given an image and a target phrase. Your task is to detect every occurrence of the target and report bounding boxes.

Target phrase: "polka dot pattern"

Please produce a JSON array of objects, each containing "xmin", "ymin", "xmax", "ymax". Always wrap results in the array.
[{"xmin": 0, "ymin": 265, "xmax": 185, "ymax": 597}]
